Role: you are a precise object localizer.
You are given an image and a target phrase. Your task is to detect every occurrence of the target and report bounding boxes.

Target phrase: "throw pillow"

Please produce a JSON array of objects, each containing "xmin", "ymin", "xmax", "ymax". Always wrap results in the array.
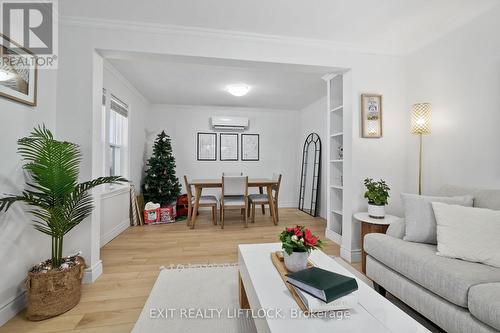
[
  {"xmin": 401, "ymin": 193, "xmax": 473, "ymax": 244},
  {"xmin": 432, "ymin": 202, "xmax": 500, "ymax": 268}
]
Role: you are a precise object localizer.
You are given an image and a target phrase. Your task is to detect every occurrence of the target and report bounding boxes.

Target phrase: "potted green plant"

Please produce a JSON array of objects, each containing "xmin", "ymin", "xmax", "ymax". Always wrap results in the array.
[
  {"xmin": 279, "ymin": 225, "xmax": 323, "ymax": 272},
  {"xmin": 363, "ymin": 178, "xmax": 390, "ymax": 218},
  {"xmin": 0, "ymin": 126, "xmax": 125, "ymax": 320}
]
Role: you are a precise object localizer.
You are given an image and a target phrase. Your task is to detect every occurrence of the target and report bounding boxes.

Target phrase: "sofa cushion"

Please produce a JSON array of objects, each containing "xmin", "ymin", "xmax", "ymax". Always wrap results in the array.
[
  {"xmin": 401, "ymin": 193, "xmax": 473, "ymax": 244},
  {"xmin": 468, "ymin": 283, "xmax": 500, "ymax": 331},
  {"xmin": 364, "ymin": 233, "xmax": 500, "ymax": 307},
  {"xmin": 439, "ymin": 185, "xmax": 500, "ymax": 210},
  {"xmin": 433, "ymin": 202, "xmax": 500, "ymax": 268}
]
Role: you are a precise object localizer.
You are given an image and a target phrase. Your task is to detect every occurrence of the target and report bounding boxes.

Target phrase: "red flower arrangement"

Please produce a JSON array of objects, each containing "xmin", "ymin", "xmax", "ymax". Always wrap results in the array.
[{"xmin": 280, "ymin": 225, "xmax": 323, "ymax": 255}]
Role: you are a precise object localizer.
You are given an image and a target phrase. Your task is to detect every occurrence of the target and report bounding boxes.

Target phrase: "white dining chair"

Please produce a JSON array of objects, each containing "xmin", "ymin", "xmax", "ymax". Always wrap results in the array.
[
  {"xmin": 248, "ymin": 174, "xmax": 282, "ymax": 223},
  {"xmin": 222, "ymin": 172, "xmax": 243, "ymax": 176},
  {"xmin": 184, "ymin": 175, "xmax": 218, "ymax": 228},
  {"xmin": 220, "ymin": 175, "xmax": 248, "ymax": 229}
]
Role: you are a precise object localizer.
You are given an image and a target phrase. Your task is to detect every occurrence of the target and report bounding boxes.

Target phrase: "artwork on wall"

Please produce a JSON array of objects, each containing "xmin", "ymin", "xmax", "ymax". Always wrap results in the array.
[
  {"xmin": 241, "ymin": 134, "xmax": 259, "ymax": 161},
  {"xmin": 219, "ymin": 133, "xmax": 239, "ymax": 161},
  {"xmin": 0, "ymin": 34, "xmax": 38, "ymax": 106},
  {"xmin": 197, "ymin": 132, "xmax": 217, "ymax": 161},
  {"xmin": 361, "ymin": 94, "xmax": 383, "ymax": 138}
]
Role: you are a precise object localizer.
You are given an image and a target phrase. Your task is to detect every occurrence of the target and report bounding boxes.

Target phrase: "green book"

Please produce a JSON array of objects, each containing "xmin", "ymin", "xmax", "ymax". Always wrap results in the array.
[{"xmin": 286, "ymin": 267, "xmax": 358, "ymax": 303}]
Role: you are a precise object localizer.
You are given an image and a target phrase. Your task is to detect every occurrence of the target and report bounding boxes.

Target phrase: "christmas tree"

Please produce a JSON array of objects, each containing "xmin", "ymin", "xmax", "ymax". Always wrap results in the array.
[{"xmin": 142, "ymin": 131, "xmax": 181, "ymax": 206}]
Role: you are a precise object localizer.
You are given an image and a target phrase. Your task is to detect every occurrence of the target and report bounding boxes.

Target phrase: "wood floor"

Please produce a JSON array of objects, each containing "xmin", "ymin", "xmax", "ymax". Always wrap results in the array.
[{"xmin": 1, "ymin": 208, "xmax": 361, "ymax": 333}]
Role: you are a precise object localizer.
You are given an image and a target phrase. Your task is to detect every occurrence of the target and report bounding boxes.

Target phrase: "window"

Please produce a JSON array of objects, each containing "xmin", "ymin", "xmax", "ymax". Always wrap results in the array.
[{"xmin": 103, "ymin": 89, "xmax": 129, "ymax": 178}]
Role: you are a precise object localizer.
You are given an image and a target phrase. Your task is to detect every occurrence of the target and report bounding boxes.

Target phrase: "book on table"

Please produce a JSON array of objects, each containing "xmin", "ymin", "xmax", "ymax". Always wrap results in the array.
[{"xmin": 286, "ymin": 267, "xmax": 358, "ymax": 312}]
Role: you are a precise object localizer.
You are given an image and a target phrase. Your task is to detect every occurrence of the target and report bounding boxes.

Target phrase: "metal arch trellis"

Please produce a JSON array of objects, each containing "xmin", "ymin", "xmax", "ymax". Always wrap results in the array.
[{"xmin": 298, "ymin": 133, "xmax": 321, "ymax": 217}]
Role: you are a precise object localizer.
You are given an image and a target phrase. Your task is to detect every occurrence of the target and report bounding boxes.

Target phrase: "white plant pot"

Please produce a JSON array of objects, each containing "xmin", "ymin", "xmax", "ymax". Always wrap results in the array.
[
  {"xmin": 368, "ymin": 204, "xmax": 386, "ymax": 219},
  {"xmin": 284, "ymin": 251, "xmax": 309, "ymax": 272}
]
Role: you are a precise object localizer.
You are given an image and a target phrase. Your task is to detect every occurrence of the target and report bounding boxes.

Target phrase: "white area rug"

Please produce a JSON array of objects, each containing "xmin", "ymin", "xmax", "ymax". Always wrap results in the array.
[
  {"xmin": 132, "ymin": 258, "xmax": 441, "ymax": 333},
  {"xmin": 132, "ymin": 264, "xmax": 257, "ymax": 333}
]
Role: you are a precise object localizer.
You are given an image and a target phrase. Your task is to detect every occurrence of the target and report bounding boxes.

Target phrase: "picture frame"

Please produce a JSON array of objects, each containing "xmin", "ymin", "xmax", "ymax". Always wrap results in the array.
[
  {"xmin": 219, "ymin": 133, "xmax": 239, "ymax": 161},
  {"xmin": 241, "ymin": 134, "xmax": 259, "ymax": 161},
  {"xmin": 197, "ymin": 132, "xmax": 217, "ymax": 161},
  {"xmin": 0, "ymin": 34, "xmax": 38, "ymax": 106},
  {"xmin": 361, "ymin": 94, "xmax": 383, "ymax": 138}
]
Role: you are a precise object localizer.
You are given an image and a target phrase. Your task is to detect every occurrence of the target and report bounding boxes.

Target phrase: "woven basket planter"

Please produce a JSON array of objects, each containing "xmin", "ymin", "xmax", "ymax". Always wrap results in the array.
[{"xmin": 25, "ymin": 256, "xmax": 86, "ymax": 321}]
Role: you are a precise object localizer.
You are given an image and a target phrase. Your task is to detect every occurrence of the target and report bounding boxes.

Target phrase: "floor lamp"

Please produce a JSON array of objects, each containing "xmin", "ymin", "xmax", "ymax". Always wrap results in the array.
[{"xmin": 411, "ymin": 103, "xmax": 432, "ymax": 195}]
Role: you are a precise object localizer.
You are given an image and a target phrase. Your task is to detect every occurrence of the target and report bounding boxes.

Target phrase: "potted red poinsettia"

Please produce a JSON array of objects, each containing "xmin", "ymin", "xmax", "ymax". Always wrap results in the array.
[{"xmin": 279, "ymin": 225, "xmax": 323, "ymax": 272}]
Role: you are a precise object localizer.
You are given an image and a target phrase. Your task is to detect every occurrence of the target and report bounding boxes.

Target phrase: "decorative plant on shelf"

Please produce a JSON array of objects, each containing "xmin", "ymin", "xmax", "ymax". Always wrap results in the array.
[
  {"xmin": 363, "ymin": 178, "xmax": 390, "ymax": 218},
  {"xmin": 280, "ymin": 225, "xmax": 323, "ymax": 272},
  {"xmin": 0, "ymin": 125, "xmax": 126, "ymax": 320}
]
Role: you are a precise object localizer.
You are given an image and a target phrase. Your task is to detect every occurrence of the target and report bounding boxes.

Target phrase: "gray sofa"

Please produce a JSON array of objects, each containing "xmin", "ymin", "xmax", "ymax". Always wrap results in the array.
[{"xmin": 364, "ymin": 186, "xmax": 500, "ymax": 333}]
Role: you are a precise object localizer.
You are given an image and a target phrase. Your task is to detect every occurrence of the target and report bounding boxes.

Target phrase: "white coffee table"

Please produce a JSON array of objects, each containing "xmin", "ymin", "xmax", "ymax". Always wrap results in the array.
[{"xmin": 238, "ymin": 243, "xmax": 430, "ymax": 333}]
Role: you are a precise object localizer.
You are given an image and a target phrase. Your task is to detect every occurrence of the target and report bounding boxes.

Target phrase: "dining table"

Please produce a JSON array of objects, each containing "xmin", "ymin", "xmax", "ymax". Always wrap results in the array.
[{"xmin": 188, "ymin": 178, "xmax": 280, "ymax": 229}]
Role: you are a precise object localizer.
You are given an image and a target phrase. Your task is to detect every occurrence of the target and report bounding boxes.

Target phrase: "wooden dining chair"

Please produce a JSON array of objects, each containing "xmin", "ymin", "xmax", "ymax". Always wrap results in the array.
[
  {"xmin": 184, "ymin": 175, "xmax": 218, "ymax": 228},
  {"xmin": 248, "ymin": 174, "xmax": 282, "ymax": 223},
  {"xmin": 220, "ymin": 175, "xmax": 249, "ymax": 229}
]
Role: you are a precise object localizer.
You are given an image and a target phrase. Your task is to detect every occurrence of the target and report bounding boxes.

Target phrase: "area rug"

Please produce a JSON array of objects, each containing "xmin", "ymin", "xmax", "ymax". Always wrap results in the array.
[
  {"xmin": 132, "ymin": 264, "xmax": 257, "ymax": 333},
  {"xmin": 133, "ymin": 259, "xmax": 441, "ymax": 333}
]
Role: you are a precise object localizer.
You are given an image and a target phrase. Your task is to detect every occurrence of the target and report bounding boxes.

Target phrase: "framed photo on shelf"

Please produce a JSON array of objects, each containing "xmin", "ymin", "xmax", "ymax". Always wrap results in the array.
[
  {"xmin": 241, "ymin": 134, "xmax": 259, "ymax": 161},
  {"xmin": 0, "ymin": 34, "xmax": 38, "ymax": 106},
  {"xmin": 219, "ymin": 133, "xmax": 239, "ymax": 161},
  {"xmin": 361, "ymin": 94, "xmax": 383, "ymax": 138},
  {"xmin": 197, "ymin": 132, "xmax": 217, "ymax": 161}
]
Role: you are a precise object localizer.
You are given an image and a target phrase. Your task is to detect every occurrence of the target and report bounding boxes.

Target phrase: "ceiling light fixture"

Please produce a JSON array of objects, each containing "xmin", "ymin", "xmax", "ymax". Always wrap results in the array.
[
  {"xmin": 0, "ymin": 70, "xmax": 15, "ymax": 82},
  {"xmin": 226, "ymin": 84, "xmax": 251, "ymax": 97}
]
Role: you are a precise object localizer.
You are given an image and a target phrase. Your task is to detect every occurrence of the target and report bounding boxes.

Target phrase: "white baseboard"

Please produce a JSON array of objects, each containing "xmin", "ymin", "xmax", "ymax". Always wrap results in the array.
[
  {"xmin": 340, "ymin": 246, "xmax": 362, "ymax": 263},
  {"xmin": 100, "ymin": 218, "xmax": 130, "ymax": 248},
  {"xmin": 0, "ymin": 292, "xmax": 26, "ymax": 326},
  {"xmin": 277, "ymin": 201, "xmax": 298, "ymax": 208},
  {"xmin": 83, "ymin": 259, "xmax": 103, "ymax": 284}
]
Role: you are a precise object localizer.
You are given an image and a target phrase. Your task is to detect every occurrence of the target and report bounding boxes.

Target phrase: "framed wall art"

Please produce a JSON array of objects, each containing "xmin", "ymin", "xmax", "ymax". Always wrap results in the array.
[
  {"xmin": 197, "ymin": 132, "xmax": 217, "ymax": 161},
  {"xmin": 0, "ymin": 34, "xmax": 38, "ymax": 106},
  {"xmin": 219, "ymin": 133, "xmax": 238, "ymax": 161},
  {"xmin": 241, "ymin": 134, "xmax": 259, "ymax": 161},
  {"xmin": 361, "ymin": 94, "xmax": 383, "ymax": 138}
]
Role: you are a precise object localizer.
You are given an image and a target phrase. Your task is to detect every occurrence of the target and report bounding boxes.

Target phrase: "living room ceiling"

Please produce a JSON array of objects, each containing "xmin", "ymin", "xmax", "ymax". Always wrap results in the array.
[
  {"xmin": 61, "ymin": 0, "xmax": 498, "ymax": 54},
  {"xmin": 106, "ymin": 53, "xmax": 336, "ymax": 109}
]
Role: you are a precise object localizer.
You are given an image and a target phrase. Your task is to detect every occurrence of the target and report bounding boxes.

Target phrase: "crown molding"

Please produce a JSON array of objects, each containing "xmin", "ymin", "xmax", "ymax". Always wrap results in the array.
[{"xmin": 60, "ymin": 16, "xmax": 398, "ymax": 56}]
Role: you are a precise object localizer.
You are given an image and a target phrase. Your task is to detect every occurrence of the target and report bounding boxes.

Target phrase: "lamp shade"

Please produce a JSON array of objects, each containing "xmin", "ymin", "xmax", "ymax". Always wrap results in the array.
[{"xmin": 411, "ymin": 103, "xmax": 431, "ymax": 134}]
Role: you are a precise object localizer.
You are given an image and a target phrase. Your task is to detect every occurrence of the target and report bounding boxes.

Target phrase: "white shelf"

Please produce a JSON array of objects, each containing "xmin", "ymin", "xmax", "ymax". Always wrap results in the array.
[
  {"xmin": 330, "ymin": 132, "xmax": 343, "ymax": 137},
  {"xmin": 330, "ymin": 159, "xmax": 343, "ymax": 163},
  {"xmin": 326, "ymin": 229, "xmax": 342, "ymax": 245},
  {"xmin": 330, "ymin": 185, "xmax": 343, "ymax": 190},
  {"xmin": 330, "ymin": 105, "xmax": 343, "ymax": 112}
]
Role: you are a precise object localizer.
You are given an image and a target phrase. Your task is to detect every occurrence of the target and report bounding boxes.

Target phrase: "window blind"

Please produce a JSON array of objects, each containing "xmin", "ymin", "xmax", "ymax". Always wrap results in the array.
[{"xmin": 110, "ymin": 94, "xmax": 128, "ymax": 118}]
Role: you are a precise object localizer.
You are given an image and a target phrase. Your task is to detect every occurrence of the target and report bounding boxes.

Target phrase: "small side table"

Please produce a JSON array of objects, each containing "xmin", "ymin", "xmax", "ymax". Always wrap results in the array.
[{"xmin": 354, "ymin": 212, "xmax": 399, "ymax": 274}]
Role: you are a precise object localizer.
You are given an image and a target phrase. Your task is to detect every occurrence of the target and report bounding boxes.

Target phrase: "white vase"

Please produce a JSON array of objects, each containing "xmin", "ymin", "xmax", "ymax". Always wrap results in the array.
[
  {"xmin": 284, "ymin": 251, "xmax": 309, "ymax": 272},
  {"xmin": 368, "ymin": 204, "xmax": 386, "ymax": 218}
]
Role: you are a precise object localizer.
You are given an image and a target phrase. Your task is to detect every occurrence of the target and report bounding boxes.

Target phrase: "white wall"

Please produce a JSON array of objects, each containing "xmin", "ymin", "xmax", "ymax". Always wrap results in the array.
[
  {"xmin": 146, "ymin": 105, "xmax": 300, "ymax": 206},
  {"xmin": 97, "ymin": 62, "xmax": 149, "ymax": 247},
  {"xmin": 298, "ymin": 96, "xmax": 328, "ymax": 218},
  {"xmin": 0, "ymin": 69, "xmax": 57, "ymax": 325},
  {"xmin": 405, "ymin": 4, "xmax": 500, "ymax": 193}
]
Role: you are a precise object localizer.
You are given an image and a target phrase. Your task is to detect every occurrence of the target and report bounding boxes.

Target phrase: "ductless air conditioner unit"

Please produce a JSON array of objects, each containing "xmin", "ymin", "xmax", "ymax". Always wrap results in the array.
[{"xmin": 211, "ymin": 116, "xmax": 249, "ymax": 130}]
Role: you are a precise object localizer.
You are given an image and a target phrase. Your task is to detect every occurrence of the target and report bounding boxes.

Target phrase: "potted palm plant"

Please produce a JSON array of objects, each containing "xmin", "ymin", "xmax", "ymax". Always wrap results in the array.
[
  {"xmin": 363, "ymin": 178, "xmax": 390, "ymax": 218},
  {"xmin": 0, "ymin": 125, "xmax": 125, "ymax": 320}
]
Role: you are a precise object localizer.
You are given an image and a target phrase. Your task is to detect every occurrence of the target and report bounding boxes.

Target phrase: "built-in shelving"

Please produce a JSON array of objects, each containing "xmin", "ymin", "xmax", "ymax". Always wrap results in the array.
[{"xmin": 324, "ymin": 73, "xmax": 345, "ymax": 241}]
